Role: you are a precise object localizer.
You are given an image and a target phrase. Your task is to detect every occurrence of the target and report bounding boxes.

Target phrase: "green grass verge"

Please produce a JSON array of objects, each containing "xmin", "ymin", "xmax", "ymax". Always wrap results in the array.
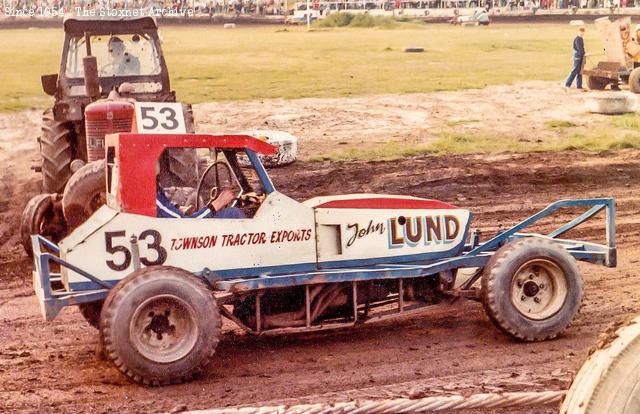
[
  {"xmin": 313, "ymin": 116, "xmax": 640, "ymax": 161},
  {"xmin": 0, "ymin": 23, "xmax": 595, "ymax": 112}
]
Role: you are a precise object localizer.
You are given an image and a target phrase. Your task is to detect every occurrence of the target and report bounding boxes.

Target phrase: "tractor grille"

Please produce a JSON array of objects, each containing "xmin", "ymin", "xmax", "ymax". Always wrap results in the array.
[{"xmin": 85, "ymin": 102, "xmax": 134, "ymax": 162}]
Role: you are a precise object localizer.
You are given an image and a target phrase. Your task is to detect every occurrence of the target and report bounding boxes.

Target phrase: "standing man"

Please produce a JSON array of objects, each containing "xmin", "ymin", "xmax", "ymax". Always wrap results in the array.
[{"xmin": 565, "ymin": 25, "xmax": 586, "ymax": 89}]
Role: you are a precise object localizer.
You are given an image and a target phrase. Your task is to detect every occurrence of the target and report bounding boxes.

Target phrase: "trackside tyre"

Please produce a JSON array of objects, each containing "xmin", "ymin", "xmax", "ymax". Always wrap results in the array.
[
  {"xmin": 62, "ymin": 160, "xmax": 106, "ymax": 230},
  {"xmin": 41, "ymin": 109, "xmax": 74, "ymax": 194},
  {"xmin": 100, "ymin": 266, "xmax": 221, "ymax": 385},
  {"xmin": 561, "ymin": 315, "xmax": 640, "ymax": 414},
  {"xmin": 628, "ymin": 67, "xmax": 640, "ymax": 94},
  {"xmin": 481, "ymin": 237, "xmax": 583, "ymax": 341},
  {"xmin": 587, "ymin": 76, "xmax": 609, "ymax": 91}
]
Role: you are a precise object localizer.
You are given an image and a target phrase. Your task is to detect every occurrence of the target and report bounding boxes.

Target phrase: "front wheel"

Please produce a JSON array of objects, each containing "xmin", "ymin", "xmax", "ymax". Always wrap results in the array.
[
  {"xmin": 100, "ymin": 266, "xmax": 221, "ymax": 385},
  {"xmin": 481, "ymin": 238, "xmax": 583, "ymax": 341}
]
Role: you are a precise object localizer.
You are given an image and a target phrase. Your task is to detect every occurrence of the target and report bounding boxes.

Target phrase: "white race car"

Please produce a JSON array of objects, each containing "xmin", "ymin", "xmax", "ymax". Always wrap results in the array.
[{"xmin": 31, "ymin": 132, "xmax": 616, "ymax": 385}]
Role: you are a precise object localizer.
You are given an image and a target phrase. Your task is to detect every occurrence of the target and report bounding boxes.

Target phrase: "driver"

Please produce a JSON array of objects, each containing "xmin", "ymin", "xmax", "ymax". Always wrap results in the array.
[
  {"xmin": 156, "ymin": 187, "xmax": 246, "ymax": 219},
  {"xmin": 106, "ymin": 37, "xmax": 141, "ymax": 75}
]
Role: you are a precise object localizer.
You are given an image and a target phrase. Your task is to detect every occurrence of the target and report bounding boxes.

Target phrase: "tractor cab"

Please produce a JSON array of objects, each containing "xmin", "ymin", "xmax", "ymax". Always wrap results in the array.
[
  {"xmin": 104, "ymin": 132, "xmax": 278, "ymax": 219},
  {"xmin": 45, "ymin": 16, "xmax": 174, "ymax": 122}
]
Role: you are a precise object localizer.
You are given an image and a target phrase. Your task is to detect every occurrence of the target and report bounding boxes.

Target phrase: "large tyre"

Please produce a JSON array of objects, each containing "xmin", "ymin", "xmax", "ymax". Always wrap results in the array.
[
  {"xmin": 588, "ymin": 76, "xmax": 609, "ymax": 91},
  {"xmin": 79, "ymin": 301, "xmax": 103, "ymax": 329},
  {"xmin": 561, "ymin": 315, "xmax": 640, "ymax": 414},
  {"xmin": 41, "ymin": 109, "xmax": 75, "ymax": 194},
  {"xmin": 159, "ymin": 149, "xmax": 199, "ymax": 188},
  {"xmin": 62, "ymin": 160, "xmax": 106, "ymax": 230},
  {"xmin": 628, "ymin": 67, "xmax": 640, "ymax": 94},
  {"xmin": 481, "ymin": 237, "xmax": 583, "ymax": 341},
  {"xmin": 100, "ymin": 266, "xmax": 221, "ymax": 385},
  {"xmin": 20, "ymin": 193, "xmax": 66, "ymax": 257}
]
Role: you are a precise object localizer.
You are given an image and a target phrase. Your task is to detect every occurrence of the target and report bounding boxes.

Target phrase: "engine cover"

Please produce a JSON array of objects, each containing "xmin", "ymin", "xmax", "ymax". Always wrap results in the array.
[{"xmin": 84, "ymin": 101, "xmax": 134, "ymax": 162}]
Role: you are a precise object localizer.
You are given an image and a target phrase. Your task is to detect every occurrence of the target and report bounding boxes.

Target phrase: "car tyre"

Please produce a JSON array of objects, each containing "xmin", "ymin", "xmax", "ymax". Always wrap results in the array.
[
  {"xmin": 100, "ymin": 266, "xmax": 220, "ymax": 385},
  {"xmin": 481, "ymin": 237, "xmax": 583, "ymax": 341}
]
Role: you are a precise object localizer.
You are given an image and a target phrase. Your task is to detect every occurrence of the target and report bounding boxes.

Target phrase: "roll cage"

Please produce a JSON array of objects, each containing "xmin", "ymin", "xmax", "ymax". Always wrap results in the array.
[{"xmin": 105, "ymin": 133, "xmax": 277, "ymax": 216}]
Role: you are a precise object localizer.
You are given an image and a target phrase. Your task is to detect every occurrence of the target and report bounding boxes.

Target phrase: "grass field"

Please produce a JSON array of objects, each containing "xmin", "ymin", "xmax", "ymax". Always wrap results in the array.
[{"xmin": 0, "ymin": 23, "xmax": 594, "ymax": 112}]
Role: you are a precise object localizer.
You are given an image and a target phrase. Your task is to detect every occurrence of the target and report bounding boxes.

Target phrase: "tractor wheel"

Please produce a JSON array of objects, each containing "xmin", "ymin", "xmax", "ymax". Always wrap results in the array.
[
  {"xmin": 481, "ymin": 237, "xmax": 583, "ymax": 341},
  {"xmin": 41, "ymin": 109, "xmax": 75, "ymax": 194},
  {"xmin": 588, "ymin": 76, "xmax": 609, "ymax": 91},
  {"xmin": 628, "ymin": 67, "xmax": 640, "ymax": 94},
  {"xmin": 159, "ymin": 149, "xmax": 199, "ymax": 188},
  {"xmin": 62, "ymin": 160, "xmax": 106, "ymax": 230},
  {"xmin": 561, "ymin": 315, "xmax": 640, "ymax": 414},
  {"xmin": 100, "ymin": 266, "xmax": 221, "ymax": 385},
  {"xmin": 20, "ymin": 193, "xmax": 67, "ymax": 257},
  {"xmin": 79, "ymin": 301, "xmax": 103, "ymax": 329}
]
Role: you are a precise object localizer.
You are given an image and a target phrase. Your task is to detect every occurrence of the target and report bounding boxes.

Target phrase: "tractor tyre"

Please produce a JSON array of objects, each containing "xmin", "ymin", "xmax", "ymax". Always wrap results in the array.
[
  {"xmin": 159, "ymin": 149, "xmax": 199, "ymax": 188},
  {"xmin": 481, "ymin": 237, "xmax": 583, "ymax": 341},
  {"xmin": 41, "ymin": 109, "xmax": 75, "ymax": 194},
  {"xmin": 62, "ymin": 160, "xmax": 106, "ymax": 230},
  {"xmin": 79, "ymin": 301, "xmax": 103, "ymax": 329},
  {"xmin": 628, "ymin": 67, "xmax": 640, "ymax": 94},
  {"xmin": 20, "ymin": 193, "xmax": 66, "ymax": 257},
  {"xmin": 587, "ymin": 76, "xmax": 609, "ymax": 91},
  {"xmin": 561, "ymin": 315, "xmax": 640, "ymax": 414},
  {"xmin": 100, "ymin": 266, "xmax": 221, "ymax": 385}
]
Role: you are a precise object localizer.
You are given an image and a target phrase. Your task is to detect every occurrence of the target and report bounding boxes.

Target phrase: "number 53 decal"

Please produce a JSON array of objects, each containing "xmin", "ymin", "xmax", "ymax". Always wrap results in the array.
[
  {"xmin": 105, "ymin": 230, "xmax": 167, "ymax": 271},
  {"xmin": 134, "ymin": 102, "xmax": 186, "ymax": 134}
]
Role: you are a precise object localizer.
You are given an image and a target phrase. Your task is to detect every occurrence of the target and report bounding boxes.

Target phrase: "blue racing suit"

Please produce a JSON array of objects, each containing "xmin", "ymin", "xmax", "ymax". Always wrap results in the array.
[{"xmin": 156, "ymin": 189, "xmax": 245, "ymax": 219}]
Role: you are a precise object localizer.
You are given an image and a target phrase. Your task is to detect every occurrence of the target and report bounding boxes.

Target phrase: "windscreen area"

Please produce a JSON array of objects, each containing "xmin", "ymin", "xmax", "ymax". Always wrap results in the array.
[{"xmin": 65, "ymin": 34, "xmax": 162, "ymax": 78}]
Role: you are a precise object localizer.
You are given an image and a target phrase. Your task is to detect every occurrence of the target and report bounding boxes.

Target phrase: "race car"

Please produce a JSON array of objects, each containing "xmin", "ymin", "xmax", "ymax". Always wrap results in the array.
[{"xmin": 31, "ymin": 131, "xmax": 616, "ymax": 386}]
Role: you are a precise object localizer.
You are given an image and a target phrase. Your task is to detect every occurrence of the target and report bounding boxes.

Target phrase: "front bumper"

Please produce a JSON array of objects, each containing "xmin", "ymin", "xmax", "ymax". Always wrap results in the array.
[{"xmin": 31, "ymin": 235, "xmax": 111, "ymax": 321}]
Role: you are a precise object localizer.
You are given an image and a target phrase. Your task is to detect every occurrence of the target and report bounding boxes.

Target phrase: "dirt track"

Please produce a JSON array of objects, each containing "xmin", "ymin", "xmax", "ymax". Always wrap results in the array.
[{"xmin": 2, "ymin": 82, "xmax": 640, "ymax": 413}]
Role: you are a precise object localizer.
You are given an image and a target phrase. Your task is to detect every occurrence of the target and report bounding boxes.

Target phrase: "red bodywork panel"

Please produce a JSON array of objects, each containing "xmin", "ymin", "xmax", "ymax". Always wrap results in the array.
[
  {"xmin": 105, "ymin": 133, "xmax": 277, "ymax": 217},
  {"xmin": 316, "ymin": 198, "xmax": 458, "ymax": 210}
]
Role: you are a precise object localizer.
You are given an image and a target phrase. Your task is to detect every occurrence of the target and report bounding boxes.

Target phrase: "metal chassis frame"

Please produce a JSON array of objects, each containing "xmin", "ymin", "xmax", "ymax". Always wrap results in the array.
[{"xmin": 31, "ymin": 198, "xmax": 616, "ymax": 325}]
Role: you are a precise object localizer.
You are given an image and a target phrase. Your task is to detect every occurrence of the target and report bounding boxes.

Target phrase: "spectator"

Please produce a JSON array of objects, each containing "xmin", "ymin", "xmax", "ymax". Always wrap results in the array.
[{"xmin": 565, "ymin": 25, "xmax": 586, "ymax": 90}]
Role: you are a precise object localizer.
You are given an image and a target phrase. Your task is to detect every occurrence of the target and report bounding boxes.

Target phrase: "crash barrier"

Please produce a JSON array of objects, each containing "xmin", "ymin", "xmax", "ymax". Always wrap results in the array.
[{"xmin": 185, "ymin": 390, "xmax": 566, "ymax": 413}]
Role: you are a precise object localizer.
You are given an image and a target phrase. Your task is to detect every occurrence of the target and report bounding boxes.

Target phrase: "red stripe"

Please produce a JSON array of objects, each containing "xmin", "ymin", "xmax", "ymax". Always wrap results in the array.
[{"xmin": 316, "ymin": 198, "xmax": 457, "ymax": 210}]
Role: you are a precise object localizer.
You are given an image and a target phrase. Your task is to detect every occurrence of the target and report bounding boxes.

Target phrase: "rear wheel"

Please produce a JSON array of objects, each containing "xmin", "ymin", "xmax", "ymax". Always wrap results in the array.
[
  {"xmin": 100, "ymin": 266, "xmax": 221, "ymax": 385},
  {"xmin": 41, "ymin": 109, "xmax": 75, "ymax": 194},
  {"xmin": 588, "ymin": 76, "xmax": 609, "ymax": 91},
  {"xmin": 159, "ymin": 149, "xmax": 199, "ymax": 188},
  {"xmin": 62, "ymin": 160, "xmax": 106, "ymax": 230},
  {"xmin": 481, "ymin": 237, "xmax": 583, "ymax": 341},
  {"xmin": 628, "ymin": 67, "xmax": 640, "ymax": 93}
]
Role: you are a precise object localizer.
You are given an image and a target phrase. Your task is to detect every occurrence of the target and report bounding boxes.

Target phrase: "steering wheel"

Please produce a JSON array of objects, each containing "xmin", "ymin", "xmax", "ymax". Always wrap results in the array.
[{"xmin": 196, "ymin": 160, "xmax": 234, "ymax": 211}]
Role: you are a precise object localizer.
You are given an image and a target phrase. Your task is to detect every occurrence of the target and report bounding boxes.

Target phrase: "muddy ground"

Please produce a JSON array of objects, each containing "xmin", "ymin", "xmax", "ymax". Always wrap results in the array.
[{"xmin": 2, "ymin": 82, "xmax": 640, "ymax": 413}]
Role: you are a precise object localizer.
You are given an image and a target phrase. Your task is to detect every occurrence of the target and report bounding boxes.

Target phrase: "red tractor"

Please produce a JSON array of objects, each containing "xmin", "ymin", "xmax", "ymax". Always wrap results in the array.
[{"xmin": 22, "ymin": 16, "xmax": 196, "ymax": 255}]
